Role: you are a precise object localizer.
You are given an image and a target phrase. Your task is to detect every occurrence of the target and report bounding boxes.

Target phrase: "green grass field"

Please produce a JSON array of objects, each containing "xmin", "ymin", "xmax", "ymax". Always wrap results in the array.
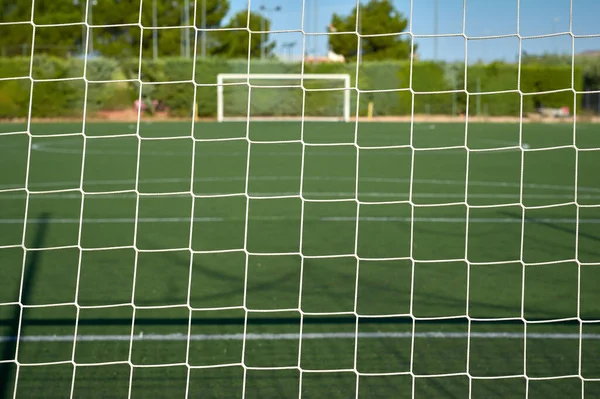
[{"xmin": 1, "ymin": 120, "xmax": 600, "ymax": 398}]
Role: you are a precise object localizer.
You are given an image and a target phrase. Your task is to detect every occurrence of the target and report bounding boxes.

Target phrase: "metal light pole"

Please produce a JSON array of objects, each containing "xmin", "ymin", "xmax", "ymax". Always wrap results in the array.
[
  {"xmin": 552, "ymin": 16, "xmax": 559, "ymax": 34},
  {"xmin": 260, "ymin": 15, "xmax": 265, "ymax": 60},
  {"xmin": 433, "ymin": 0, "xmax": 438, "ymax": 60},
  {"xmin": 73, "ymin": 0, "xmax": 97, "ymax": 55},
  {"xmin": 201, "ymin": 0, "xmax": 207, "ymax": 58},
  {"xmin": 282, "ymin": 41, "xmax": 296, "ymax": 62},
  {"xmin": 313, "ymin": 0, "xmax": 318, "ymax": 56},
  {"xmin": 73, "ymin": 0, "xmax": 86, "ymax": 54},
  {"xmin": 259, "ymin": 5, "xmax": 281, "ymax": 60},
  {"xmin": 175, "ymin": 0, "xmax": 191, "ymax": 57},
  {"xmin": 153, "ymin": 0, "xmax": 158, "ymax": 60},
  {"xmin": 88, "ymin": 0, "xmax": 95, "ymax": 55},
  {"xmin": 154, "ymin": 1, "xmax": 183, "ymax": 60},
  {"xmin": 552, "ymin": 17, "xmax": 560, "ymax": 54},
  {"xmin": 89, "ymin": 0, "xmax": 97, "ymax": 54},
  {"xmin": 357, "ymin": 6, "xmax": 362, "ymax": 64},
  {"xmin": 184, "ymin": 0, "xmax": 191, "ymax": 58},
  {"xmin": 180, "ymin": 5, "xmax": 184, "ymax": 56}
]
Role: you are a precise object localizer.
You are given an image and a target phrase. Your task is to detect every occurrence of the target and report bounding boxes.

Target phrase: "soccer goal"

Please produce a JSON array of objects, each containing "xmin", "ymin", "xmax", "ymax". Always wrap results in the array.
[
  {"xmin": 3, "ymin": 0, "xmax": 600, "ymax": 397},
  {"xmin": 216, "ymin": 73, "xmax": 351, "ymax": 122}
]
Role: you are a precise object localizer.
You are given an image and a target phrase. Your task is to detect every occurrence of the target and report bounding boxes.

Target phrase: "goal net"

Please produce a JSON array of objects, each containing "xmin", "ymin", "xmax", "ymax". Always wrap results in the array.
[
  {"xmin": 217, "ymin": 73, "xmax": 351, "ymax": 122},
  {"xmin": 1, "ymin": 0, "xmax": 599, "ymax": 398}
]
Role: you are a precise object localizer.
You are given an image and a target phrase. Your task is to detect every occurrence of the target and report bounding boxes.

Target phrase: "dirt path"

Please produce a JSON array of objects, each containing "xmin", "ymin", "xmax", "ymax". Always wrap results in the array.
[{"xmin": 1, "ymin": 109, "xmax": 596, "ymax": 124}]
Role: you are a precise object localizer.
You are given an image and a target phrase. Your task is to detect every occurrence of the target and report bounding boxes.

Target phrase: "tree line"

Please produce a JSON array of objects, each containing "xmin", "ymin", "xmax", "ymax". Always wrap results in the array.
[{"xmin": 0, "ymin": 0, "xmax": 412, "ymax": 61}]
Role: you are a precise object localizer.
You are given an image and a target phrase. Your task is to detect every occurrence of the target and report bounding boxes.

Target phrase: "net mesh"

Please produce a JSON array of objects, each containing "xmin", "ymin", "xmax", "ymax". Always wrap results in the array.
[{"xmin": 0, "ymin": 0, "xmax": 599, "ymax": 398}]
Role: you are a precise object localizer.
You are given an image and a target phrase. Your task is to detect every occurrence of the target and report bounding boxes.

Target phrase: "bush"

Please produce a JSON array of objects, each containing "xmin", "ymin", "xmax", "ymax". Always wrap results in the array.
[
  {"xmin": 136, "ymin": 58, "xmax": 362, "ymax": 118},
  {"xmin": 0, "ymin": 56, "xmax": 123, "ymax": 118},
  {"xmin": 0, "ymin": 56, "xmax": 587, "ymax": 119},
  {"xmin": 521, "ymin": 64, "xmax": 582, "ymax": 113},
  {"xmin": 397, "ymin": 61, "xmax": 455, "ymax": 115}
]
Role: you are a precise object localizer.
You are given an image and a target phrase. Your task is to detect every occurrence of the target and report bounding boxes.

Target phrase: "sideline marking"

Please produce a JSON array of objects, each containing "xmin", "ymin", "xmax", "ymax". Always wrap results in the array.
[
  {"xmin": 1, "ymin": 176, "xmax": 599, "ymax": 193},
  {"xmin": 1, "ymin": 216, "xmax": 599, "ymax": 225},
  {"xmin": 1, "ymin": 331, "xmax": 599, "ymax": 343}
]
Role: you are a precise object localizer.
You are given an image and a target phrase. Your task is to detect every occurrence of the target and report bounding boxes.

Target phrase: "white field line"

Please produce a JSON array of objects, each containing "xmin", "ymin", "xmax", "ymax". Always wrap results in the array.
[
  {"xmin": 1, "ymin": 217, "xmax": 599, "ymax": 225},
  {"xmin": 1, "ymin": 176, "xmax": 599, "ymax": 193},
  {"xmin": 27, "ymin": 147, "xmax": 506, "ymax": 158},
  {"xmin": 29, "ymin": 146, "xmax": 361, "ymax": 157},
  {"xmin": 22, "ymin": 129, "xmax": 451, "ymax": 157},
  {"xmin": 1, "ymin": 192, "xmax": 598, "ymax": 201},
  {"xmin": 21, "ymin": 140, "xmax": 579, "ymax": 159},
  {"xmin": 320, "ymin": 217, "xmax": 600, "ymax": 224},
  {"xmin": 1, "ymin": 331, "xmax": 600, "ymax": 343}
]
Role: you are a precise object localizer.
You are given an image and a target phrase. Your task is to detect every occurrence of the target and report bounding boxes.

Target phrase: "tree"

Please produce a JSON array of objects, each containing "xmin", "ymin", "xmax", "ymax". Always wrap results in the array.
[
  {"xmin": 211, "ymin": 10, "xmax": 275, "ymax": 58},
  {"xmin": 521, "ymin": 51, "xmax": 600, "ymax": 91},
  {"xmin": 328, "ymin": 0, "xmax": 413, "ymax": 61},
  {"xmin": 135, "ymin": 0, "xmax": 230, "ymax": 57},
  {"xmin": 0, "ymin": 0, "xmax": 137, "ymax": 57},
  {"xmin": 85, "ymin": 0, "xmax": 145, "ymax": 58},
  {"xmin": 0, "ymin": 0, "xmax": 231, "ymax": 58},
  {"xmin": 0, "ymin": 0, "xmax": 82, "ymax": 56},
  {"xmin": 94, "ymin": 0, "xmax": 230, "ymax": 58}
]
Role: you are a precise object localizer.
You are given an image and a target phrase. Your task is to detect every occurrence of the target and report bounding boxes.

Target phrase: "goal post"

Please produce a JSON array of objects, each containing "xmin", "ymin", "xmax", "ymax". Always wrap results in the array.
[{"xmin": 216, "ymin": 73, "xmax": 352, "ymax": 122}]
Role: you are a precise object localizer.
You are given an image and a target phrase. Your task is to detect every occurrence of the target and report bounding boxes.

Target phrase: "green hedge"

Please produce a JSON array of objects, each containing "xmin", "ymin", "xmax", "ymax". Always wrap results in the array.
[
  {"xmin": 521, "ymin": 64, "xmax": 582, "ymax": 113},
  {"xmin": 398, "ymin": 61, "xmax": 452, "ymax": 114},
  {"xmin": 123, "ymin": 58, "xmax": 364, "ymax": 117},
  {"xmin": 0, "ymin": 56, "xmax": 586, "ymax": 119},
  {"xmin": 0, "ymin": 56, "xmax": 120, "ymax": 118},
  {"xmin": 462, "ymin": 63, "xmax": 582, "ymax": 116},
  {"xmin": 399, "ymin": 62, "xmax": 582, "ymax": 117}
]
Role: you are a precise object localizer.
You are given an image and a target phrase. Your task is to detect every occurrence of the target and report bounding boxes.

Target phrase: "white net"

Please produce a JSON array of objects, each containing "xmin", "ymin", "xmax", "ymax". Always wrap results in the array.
[{"xmin": 0, "ymin": 0, "xmax": 600, "ymax": 398}]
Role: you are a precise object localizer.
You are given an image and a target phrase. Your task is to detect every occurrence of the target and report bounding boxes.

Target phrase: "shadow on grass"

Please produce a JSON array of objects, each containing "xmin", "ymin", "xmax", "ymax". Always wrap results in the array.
[
  {"xmin": 498, "ymin": 210, "xmax": 600, "ymax": 258},
  {"xmin": 0, "ymin": 213, "xmax": 50, "ymax": 399},
  {"xmin": 0, "ymin": 212, "xmax": 594, "ymax": 346},
  {"xmin": 123, "ymin": 239, "xmax": 303, "ymax": 307}
]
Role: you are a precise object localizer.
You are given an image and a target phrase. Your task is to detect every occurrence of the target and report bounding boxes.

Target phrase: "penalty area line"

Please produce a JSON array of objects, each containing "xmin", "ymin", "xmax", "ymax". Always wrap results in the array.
[
  {"xmin": 1, "ymin": 331, "xmax": 599, "ymax": 343},
  {"xmin": 2, "ymin": 217, "xmax": 600, "ymax": 225}
]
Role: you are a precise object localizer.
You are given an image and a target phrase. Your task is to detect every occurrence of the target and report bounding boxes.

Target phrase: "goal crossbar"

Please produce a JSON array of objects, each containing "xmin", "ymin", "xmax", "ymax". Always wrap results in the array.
[{"xmin": 216, "ymin": 73, "xmax": 352, "ymax": 122}]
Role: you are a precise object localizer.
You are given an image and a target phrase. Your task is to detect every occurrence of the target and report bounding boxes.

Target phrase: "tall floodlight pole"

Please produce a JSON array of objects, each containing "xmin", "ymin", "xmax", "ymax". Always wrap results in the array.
[
  {"xmin": 73, "ymin": 0, "xmax": 85, "ymax": 54},
  {"xmin": 552, "ymin": 17, "xmax": 559, "ymax": 53},
  {"xmin": 201, "ymin": 0, "xmax": 207, "ymax": 58},
  {"xmin": 153, "ymin": 0, "xmax": 158, "ymax": 60},
  {"xmin": 155, "ymin": 1, "xmax": 184, "ymax": 59},
  {"xmin": 88, "ymin": 0, "xmax": 94, "ymax": 55},
  {"xmin": 282, "ymin": 41, "xmax": 296, "ymax": 62},
  {"xmin": 433, "ymin": 0, "xmax": 438, "ymax": 60},
  {"xmin": 184, "ymin": 0, "xmax": 191, "ymax": 58},
  {"xmin": 313, "ymin": 0, "xmax": 318, "ymax": 56},
  {"xmin": 73, "ymin": 0, "xmax": 97, "ymax": 55},
  {"xmin": 180, "ymin": 5, "xmax": 184, "ymax": 56},
  {"xmin": 259, "ymin": 5, "xmax": 281, "ymax": 60},
  {"xmin": 357, "ymin": 6, "xmax": 362, "ymax": 64},
  {"xmin": 552, "ymin": 17, "xmax": 559, "ymax": 34},
  {"xmin": 260, "ymin": 16, "xmax": 265, "ymax": 60}
]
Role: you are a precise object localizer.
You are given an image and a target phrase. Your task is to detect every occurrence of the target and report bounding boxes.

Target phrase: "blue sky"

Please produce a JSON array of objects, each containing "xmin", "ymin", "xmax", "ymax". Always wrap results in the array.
[{"xmin": 222, "ymin": 0, "xmax": 600, "ymax": 62}]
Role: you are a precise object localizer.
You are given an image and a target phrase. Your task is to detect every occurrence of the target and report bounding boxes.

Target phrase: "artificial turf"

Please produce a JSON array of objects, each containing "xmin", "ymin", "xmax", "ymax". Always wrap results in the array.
[{"xmin": 0, "ymin": 120, "xmax": 599, "ymax": 398}]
